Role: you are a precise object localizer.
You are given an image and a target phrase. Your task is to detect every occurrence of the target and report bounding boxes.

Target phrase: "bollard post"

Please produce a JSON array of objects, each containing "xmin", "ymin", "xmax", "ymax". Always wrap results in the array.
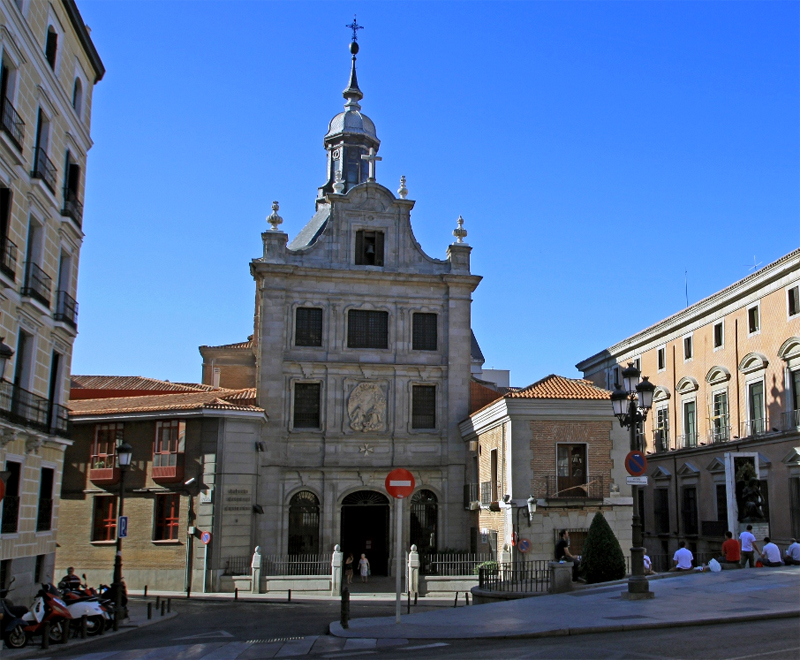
[
  {"xmin": 288, "ymin": 589, "xmax": 291, "ymax": 603},
  {"xmin": 167, "ymin": 598, "xmax": 171, "ymax": 613},
  {"xmin": 453, "ymin": 592, "xmax": 459, "ymax": 608},
  {"xmin": 147, "ymin": 602, "xmax": 152, "ymax": 620},
  {"xmin": 340, "ymin": 587, "xmax": 350, "ymax": 629},
  {"xmin": 187, "ymin": 587, "xmax": 191, "ymax": 599},
  {"xmin": 62, "ymin": 620, "xmax": 69, "ymax": 644},
  {"xmin": 113, "ymin": 606, "xmax": 119, "ymax": 632},
  {"xmin": 42, "ymin": 621, "xmax": 50, "ymax": 649},
  {"xmin": 161, "ymin": 601, "xmax": 166, "ymax": 616},
  {"xmin": 414, "ymin": 593, "xmax": 418, "ymax": 606},
  {"xmin": 407, "ymin": 590, "xmax": 410, "ymax": 614},
  {"xmin": 80, "ymin": 615, "xmax": 88, "ymax": 639},
  {"xmin": 235, "ymin": 587, "xmax": 238, "ymax": 601},
  {"xmin": 144, "ymin": 585, "xmax": 148, "ymax": 598},
  {"xmin": 155, "ymin": 595, "xmax": 160, "ymax": 608}
]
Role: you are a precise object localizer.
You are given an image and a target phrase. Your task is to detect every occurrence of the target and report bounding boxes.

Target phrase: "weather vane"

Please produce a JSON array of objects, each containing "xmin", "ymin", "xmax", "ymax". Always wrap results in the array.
[{"xmin": 346, "ymin": 15, "xmax": 363, "ymax": 42}]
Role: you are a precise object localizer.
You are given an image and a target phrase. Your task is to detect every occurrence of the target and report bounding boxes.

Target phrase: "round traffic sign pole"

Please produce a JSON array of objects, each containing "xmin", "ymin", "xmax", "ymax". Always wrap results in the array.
[{"xmin": 385, "ymin": 469, "xmax": 415, "ymax": 625}]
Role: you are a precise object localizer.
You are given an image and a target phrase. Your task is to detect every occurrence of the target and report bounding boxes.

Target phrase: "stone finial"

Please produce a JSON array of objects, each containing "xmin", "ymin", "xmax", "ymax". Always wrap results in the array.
[
  {"xmin": 452, "ymin": 215, "xmax": 468, "ymax": 243},
  {"xmin": 267, "ymin": 201, "xmax": 283, "ymax": 231},
  {"xmin": 333, "ymin": 170, "xmax": 345, "ymax": 194},
  {"xmin": 397, "ymin": 175, "xmax": 408, "ymax": 199}
]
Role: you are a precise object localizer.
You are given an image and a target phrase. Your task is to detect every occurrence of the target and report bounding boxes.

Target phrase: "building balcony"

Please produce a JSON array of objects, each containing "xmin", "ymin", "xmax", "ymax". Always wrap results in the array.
[
  {"xmin": 21, "ymin": 262, "xmax": 52, "ymax": 308},
  {"xmin": 54, "ymin": 290, "xmax": 79, "ymax": 329},
  {"xmin": 0, "ymin": 380, "xmax": 70, "ymax": 438},
  {"xmin": 707, "ymin": 418, "xmax": 731, "ymax": 444},
  {"xmin": 0, "ymin": 237, "xmax": 17, "ymax": 282},
  {"xmin": 0, "ymin": 98, "xmax": 24, "ymax": 152},
  {"xmin": 31, "ymin": 147, "xmax": 57, "ymax": 194},
  {"xmin": 152, "ymin": 458, "xmax": 184, "ymax": 483},
  {"xmin": 678, "ymin": 432, "xmax": 698, "ymax": 449},
  {"xmin": 463, "ymin": 483, "xmax": 480, "ymax": 510},
  {"xmin": 88, "ymin": 460, "xmax": 120, "ymax": 486},
  {"xmin": 60, "ymin": 195, "xmax": 83, "ymax": 228},
  {"xmin": 782, "ymin": 409, "xmax": 800, "ymax": 433},
  {"xmin": 652, "ymin": 428, "xmax": 669, "ymax": 453},
  {"xmin": 544, "ymin": 475, "xmax": 605, "ymax": 501},
  {"xmin": 740, "ymin": 417, "xmax": 769, "ymax": 439}
]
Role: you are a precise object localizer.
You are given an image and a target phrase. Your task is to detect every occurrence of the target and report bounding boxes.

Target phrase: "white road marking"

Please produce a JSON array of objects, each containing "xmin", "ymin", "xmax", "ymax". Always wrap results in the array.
[
  {"xmin": 722, "ymin": 648, "xmax": 800, "ymax": 660},
  {"xmin": 404, "ymin": 642, "xmax": 450, "ymax": 650},
  {"xmin": 173, "ymin": 630, "xmax": 234, "ymax": 640}
]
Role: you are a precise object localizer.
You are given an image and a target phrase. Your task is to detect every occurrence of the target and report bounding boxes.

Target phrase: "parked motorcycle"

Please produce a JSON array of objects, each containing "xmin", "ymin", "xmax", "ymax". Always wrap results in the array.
[
  {"xmin": 59, "ymin": 585, "xmax": 110, "ymax": 636},
  {"xmin": 10, "ymin": 583, "xmax": 74, "ymax": 647},
  {"xmin": 0, "ymin": 579, "xmax": 29, "ymax": 649}
]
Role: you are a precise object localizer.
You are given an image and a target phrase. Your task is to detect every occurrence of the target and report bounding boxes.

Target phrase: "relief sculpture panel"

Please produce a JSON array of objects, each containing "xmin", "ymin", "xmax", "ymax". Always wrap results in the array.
[{"xmin": 347, "ymin": 381, "xmax": 387, "ymax": 432}]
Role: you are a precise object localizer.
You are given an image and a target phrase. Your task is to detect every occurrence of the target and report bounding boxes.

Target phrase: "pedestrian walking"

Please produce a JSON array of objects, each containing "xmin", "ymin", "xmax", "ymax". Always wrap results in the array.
[
  {"xmin": 358, "ymin": 553, "xmax": 370, "ymax": 583},
  {"xmin": 344, "ymin": 553, "xmax": 354, "ymax": 584},
  {"xmin": 739, "ymin": 524, "xmax": 760, "ymax": 568}
]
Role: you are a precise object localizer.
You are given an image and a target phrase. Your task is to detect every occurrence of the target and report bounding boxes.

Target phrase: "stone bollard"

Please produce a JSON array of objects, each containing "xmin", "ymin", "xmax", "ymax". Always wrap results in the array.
[
  {"xmin": 167, "ymin": 598, "xmax": 171, "ymax": 613},
  {"xmin": 161, "ymin": 601, "xmax": 166, "ymax": 616},
  {"xmin": 549, "ymin": 562, "xmax": 573, "ymax": 594},
  {"xmin": 407, "ymin": 544, "xmax": 420, "ymax": 599},
  {"xmin": 331, "ymin": 544, "xmax": 343, "ymax": 596},
  {"xmin": 340, "ymin": 587, "xmax": 350, "ymax": 629},
  {"xmin": 251, "ymin": 545, "xmax": 263, "ymax": 594}
]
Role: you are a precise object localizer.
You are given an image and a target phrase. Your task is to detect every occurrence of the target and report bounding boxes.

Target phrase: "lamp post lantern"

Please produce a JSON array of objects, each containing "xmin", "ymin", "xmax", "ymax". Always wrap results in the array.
[
  {"xmin": 611, "ymin": 363, "xmax": 656, "ymax": 600},
  {"xmin": 112, "ymin": 442, "xmax": 133, "ymax": 628}
]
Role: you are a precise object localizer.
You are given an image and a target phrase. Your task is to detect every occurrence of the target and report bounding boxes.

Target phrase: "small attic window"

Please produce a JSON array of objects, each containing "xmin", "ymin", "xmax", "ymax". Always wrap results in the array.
[{"xmin": 355, "ymin": 230, "xmax": 384, "ymax": 266}]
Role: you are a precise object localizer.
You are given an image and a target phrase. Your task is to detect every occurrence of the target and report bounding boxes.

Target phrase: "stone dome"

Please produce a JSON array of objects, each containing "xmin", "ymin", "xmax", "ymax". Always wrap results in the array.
[{"xmin": 325, "ymin": 109, "xmax": 378, "ymax": 141}]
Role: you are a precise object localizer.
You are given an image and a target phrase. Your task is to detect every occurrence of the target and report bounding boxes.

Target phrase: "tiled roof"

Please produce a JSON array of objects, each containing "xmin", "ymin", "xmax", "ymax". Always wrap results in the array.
[
  {"xmin": 68, "ymin": 388, "xmax": 265, "ymax": 417},
  {"xmin": 505, "ymin": 374, "xmax": 611, "ymax": 400},
  {"xmin": 71, "ymin": 376, "xmax": 211, "ymax": 393},
  {"xmin": 200, "ymin": 336, "xmax": 255, "ymax": 351}
]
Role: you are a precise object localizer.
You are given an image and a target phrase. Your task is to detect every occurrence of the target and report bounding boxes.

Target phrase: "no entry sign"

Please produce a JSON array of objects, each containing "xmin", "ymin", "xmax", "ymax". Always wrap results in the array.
[
  {"xmin": 385, "ymin": 468, "xmax": 415, "ymax": 499},
  {"xmin": 625, "ymin": 451, "xmax": 648, "ymax": 477}
]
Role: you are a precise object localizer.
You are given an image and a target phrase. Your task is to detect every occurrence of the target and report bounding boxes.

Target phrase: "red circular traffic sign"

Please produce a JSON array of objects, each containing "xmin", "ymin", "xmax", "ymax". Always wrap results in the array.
[
  {"xmin": 200, "ymin": 530, "xmax": 212, "ymax": 545},
  {"xmin": 385, "ymin": 468, "xmax": 415, "ymax": 499},
  {"xmin": 518, "ymin": 538, "xmax": 531, "ymax": 553},
  {"xmin": 625, "ymin": 451, "xmax": 648, "ymax": 477}
]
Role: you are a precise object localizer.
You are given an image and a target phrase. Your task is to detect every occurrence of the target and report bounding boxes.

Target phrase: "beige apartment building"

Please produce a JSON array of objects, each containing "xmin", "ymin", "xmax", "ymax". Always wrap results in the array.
[
  {"xmin": 0, "ymin": 0, "xmax": 103, "ymax": 600},
  {"xmin": 578, "ymin": 249, "xmax": 800, "ymax": 561}
]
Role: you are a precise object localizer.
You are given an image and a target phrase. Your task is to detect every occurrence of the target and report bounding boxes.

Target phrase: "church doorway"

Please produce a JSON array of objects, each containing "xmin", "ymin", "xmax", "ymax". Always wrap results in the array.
[{"xmin": 340, "ymin": 490, "xmax": 390, "ymax": 575}]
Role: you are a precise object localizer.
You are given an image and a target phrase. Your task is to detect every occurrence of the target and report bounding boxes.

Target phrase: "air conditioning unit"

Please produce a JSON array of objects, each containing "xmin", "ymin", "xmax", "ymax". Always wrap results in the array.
[
  {"xmin": 468, "ymin": 441, "xmax": 479, "ymax": 453},
  {"xmin": 469, "ymin": 501, "xmax": 481, "ymax": 511}
]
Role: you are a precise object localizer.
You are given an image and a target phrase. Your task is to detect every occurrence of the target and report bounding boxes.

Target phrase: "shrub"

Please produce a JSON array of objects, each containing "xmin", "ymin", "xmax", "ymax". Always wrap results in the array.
[
  {"xmin": 473, "ymin": 560, "xmax": 498, "ymax": 575},
  {"xmin": 581, "ymin": 512, "xmax": 626, "ymax": 584}
]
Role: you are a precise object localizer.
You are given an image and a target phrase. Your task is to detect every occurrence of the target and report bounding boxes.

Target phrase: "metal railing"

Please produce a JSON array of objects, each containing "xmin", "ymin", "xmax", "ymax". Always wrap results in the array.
[
  {"xmin": 32, "ymin": 147, "xmax": 57, "ymax": 193},
  {"xmin": 36, "ymin": 498, "xmax": 53, "ymax": 532},
  {"xmin": 478, "ymin": 562, "xmax": 550, "ymax": 593},
  {"xmin": 480, "ymin": 481, "xmax": 493, "ymax": 506},
  {"xmin": 782, "ymin": 409, "xmax": 800, "ymax": 432},
  {"xmin": 0, "ymin": 237, "xmax": 17, "ymax": 281},
  {"xmin": 223, "ymin": 556, "xmax": 251, "ymax": 576},
  {"xmin": 707, "ymin": 421, "xmax": 731, "ymax": 444},
  {"xmin": 463, "ymin": 483, "xmax": 479, "ymax": 509},
  {"xmin": 61, "ymin": 195, "xmax": 83, "ymax": 227},
  {"xmin": 678, "ymin": 433, "xmax": 698, "ymax": 449},
  {"xmin": 542, "ymin": 476, "xmax": 605, "ymax": 500},
  {"xmin": 422, "ymin": 553, "xmax": 493, "ymax": 576},
  {"xmin": 54, "ymin": 290, "xmax": 78, "ymax": 328},
  {"xmin": 652, "ymin": 429, "xmax": 669, "ymax": 453},
  {"xmin": 741, "ymin": 418, "xmax": 768, "ymax": 438},
  {"xmin": 21, "ymin": 262, "xmax": 52, "ymax": 308},
  {"xmin": 0, "ymin": 380, "xmax": 70, "ymax": 438},
  {"xmin": 646, "ymin": 552, "xmax": 717, "ymax": 573},
  {"xmin": 223, "ymin": 554, "xmax": 329, "ymax": 576},
  {"xmin": 0, "ymin": 97, "xmax": 24, "ymax": 151}
]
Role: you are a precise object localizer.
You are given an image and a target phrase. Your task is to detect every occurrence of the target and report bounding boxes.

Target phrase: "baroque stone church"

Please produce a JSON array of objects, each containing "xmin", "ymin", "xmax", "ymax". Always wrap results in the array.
[{"xmin": 201, "ymin": 36, "xmax": 481, "ymax": 575}]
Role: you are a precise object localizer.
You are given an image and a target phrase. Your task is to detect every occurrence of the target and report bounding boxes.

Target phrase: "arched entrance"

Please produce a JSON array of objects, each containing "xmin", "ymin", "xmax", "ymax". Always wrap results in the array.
[
  {"xmin": 410, "ymin": 489, "xmax": 438, "ymax": 554},
  {"xmin": 288, "ymin": 490, "xmax": 320, "ymax": 555},
  {"xmin": 340, "ymin": 490, "xmax": 390, "ymax": 575}
]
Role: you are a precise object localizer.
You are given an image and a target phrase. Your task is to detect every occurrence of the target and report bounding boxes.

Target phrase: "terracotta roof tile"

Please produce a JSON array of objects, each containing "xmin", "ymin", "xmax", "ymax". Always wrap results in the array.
[
  {"xmin": 68, "ymin": 388, "xmax": 265, "ymax": 417},
  {"xmin": 199, "ymin": 337, "xmax": 254, "ymax": 351},
  {"xmin": 71, "ymin": 376, "xmax": 211, "ymax": 393},
  {"xmin": 505, "ymin": 374, "xmax": 611, "ymax": 400}
]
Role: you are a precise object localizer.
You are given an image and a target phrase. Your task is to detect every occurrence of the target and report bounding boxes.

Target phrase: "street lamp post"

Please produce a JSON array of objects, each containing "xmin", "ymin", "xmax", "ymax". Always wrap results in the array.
[
  {"xmin": 611, "ymin": 363, "xmax": 655, "ymax": 600},
  {"xmin": 112, "ymin": 442, "xmax": 133, "ymax": 629},
  {"xmin": 514, "ymin": 496, "xmax": 537, "ymax": 569}
]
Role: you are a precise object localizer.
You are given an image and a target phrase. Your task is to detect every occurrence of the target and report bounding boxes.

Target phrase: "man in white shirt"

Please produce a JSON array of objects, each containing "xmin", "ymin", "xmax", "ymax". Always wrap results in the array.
[
  {"xmin": 784, "ymin": 538, "xmax": 800, "ymax": 566},
  {"xmin": 760, "ymin": 537, "xmax": 783, "ymax": 567},
  {"xmin": 670, "ymin": 541, "xmax": 693, "ymax": 571},
  {"xmin": 739, "ymin": 524, "xmax": 760, "ymax": 568}
]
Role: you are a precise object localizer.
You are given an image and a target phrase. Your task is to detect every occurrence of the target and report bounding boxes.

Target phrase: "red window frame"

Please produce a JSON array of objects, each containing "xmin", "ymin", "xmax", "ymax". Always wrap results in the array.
[
  {"xmin": 91, "ymin": 423, "xmax": 123, "ymax": 469},
  {"xmin": 153, "ymin": 420, "xmax": 185, "ymax": 467},
  {"xmin": 153, "ymin": 493, "xmax": 180, "ymax": 541},
  {"xmin": 91, "ymin": 495, "xmax": 117, "ymax": 542}
]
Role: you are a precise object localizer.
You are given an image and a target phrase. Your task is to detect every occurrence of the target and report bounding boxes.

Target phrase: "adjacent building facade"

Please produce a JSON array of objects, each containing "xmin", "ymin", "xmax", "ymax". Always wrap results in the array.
[
  {"xmin": 0, "ymin": 0, "xmax": 102, "ymax": 600},
  {"xmin": 577, "ymin": 249, "xmax": 800, "ymax": 560}
]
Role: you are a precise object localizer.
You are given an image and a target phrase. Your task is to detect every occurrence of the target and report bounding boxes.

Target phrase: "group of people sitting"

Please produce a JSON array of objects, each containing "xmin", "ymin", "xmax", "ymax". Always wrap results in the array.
[{"xmin": 670, "ymin": 526, "xmax": 800, "ymax": 571}]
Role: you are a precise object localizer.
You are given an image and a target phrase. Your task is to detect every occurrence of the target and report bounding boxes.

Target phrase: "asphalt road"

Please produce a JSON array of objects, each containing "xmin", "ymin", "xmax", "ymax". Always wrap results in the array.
[{"xmin": 26, "ymin": 598, "xmax": 800, "ymax": 660}]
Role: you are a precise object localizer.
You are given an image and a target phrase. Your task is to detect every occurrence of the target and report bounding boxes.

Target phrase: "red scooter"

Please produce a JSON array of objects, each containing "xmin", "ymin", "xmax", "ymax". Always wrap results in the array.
[{"xmin": 9, "ymin": 583, "xmax": 74, "ymax": 648}]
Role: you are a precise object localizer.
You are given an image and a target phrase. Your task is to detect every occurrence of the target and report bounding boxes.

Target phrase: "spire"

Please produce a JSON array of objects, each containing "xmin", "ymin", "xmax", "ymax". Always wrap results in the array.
[{"xmin": 343, "ymin": 16, "xmax": 364, "ymax": 108}]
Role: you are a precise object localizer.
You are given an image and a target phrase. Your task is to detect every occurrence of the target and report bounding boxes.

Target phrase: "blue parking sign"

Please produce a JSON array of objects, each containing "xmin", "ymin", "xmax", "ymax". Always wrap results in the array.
[{"xmin": 118, "ymin": 515, "xmax": 128, "ymax": 538}]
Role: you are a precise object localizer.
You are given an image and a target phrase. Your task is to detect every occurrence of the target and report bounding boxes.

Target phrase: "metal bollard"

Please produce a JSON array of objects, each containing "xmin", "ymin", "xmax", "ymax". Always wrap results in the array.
[
  {"xmin": 80, "ymin": 615, "xmax": 88, "ymax": 639},
  {"xmin": 161, "ymin": 601, "xmax": 166, "ymax": 616},
  {"xmin": 42, "ymin": 621, "xmax": 50, "ymax": 649},
  {"xmin": 147, "ymin": 602, "xmax": 153, "ymax": 619},
  {"xmin": 62, "ymin": 621, "xmax": 69, "ymax": 645},
  {"xmin": 187, "ymin": 587, "xmax": 191, "ymax": 599},
  {"xmin": 167, "ymin": 598, "xmax": 171, "ymax": 613},
  {"xmin": 155, "ymin": 595, "xmax": 160, "ymax": 608},
  {"xmin": 340, "ymin": 587, "xmax": 350, "ymax": 629},
  {"xmin": 407, "ymin": 590, "xmax": 410, "ymax": 614},
  {"xmin": 113, "ymin": 607, "xmax": 119, "ymax": 632},
  {"xmin": 465, "ymin": 592, "xmax": 470, "ymax": 606},
  {"xmin": 235, "ymin": 587, "xmax": 239, "ymax": 601},
  {"xmin": 453, "ymin": 591, "xmax": 459, "ymax": 607},
  {"xmin": 288, "ymin": 589, "xmax": 291, "ymax": 603},
  {"xmin": 144, "ymin": 585, "xmax": 148, "ymax": 598},
  {"xmin": 414, "ymin": 593, "xmax": 418, "ymax": 606}
]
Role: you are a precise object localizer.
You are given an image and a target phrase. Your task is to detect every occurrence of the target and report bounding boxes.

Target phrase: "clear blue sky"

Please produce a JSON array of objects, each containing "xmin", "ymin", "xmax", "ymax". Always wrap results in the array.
[{"xmin": 73, "ymin": 1, "xmax": 799, "ymax": 388}]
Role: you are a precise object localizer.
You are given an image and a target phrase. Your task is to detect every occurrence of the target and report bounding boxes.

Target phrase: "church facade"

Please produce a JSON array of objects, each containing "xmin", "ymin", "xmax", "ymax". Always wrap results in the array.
[{"xmin": 205, "ymin": 38, "xmax": 480, "ymax": 575}]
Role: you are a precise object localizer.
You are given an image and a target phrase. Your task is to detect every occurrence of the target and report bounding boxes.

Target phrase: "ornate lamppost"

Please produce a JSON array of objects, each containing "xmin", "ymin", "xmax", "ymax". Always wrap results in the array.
[
  {"xmin": 514, "ymin": 496, "xmax": 537, "ymax": 570},
  {"xmin": 111, "ymin": 441, "xmax": 133, "ymax": 628},
  {"xmin": 610, "ymin": 363, "xmax": 655, "ymax": 600}
]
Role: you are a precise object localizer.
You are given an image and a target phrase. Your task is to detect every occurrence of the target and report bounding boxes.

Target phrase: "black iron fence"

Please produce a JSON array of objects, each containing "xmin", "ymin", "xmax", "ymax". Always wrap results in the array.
[
  {"xmin": 0, "ymin": 381, "xmax": 70, "ymax": 438},
  {"xmin": 32, "ymin": 147, "xmax": 57, "ymax": 193},
  {"xmin": 422, "ymin": 553, "xmax": 493, "ymax": 576},
  {"xmin": 61, "ymin": 195, "xmax": 83, "ymax": 227},
  {"xmin": 0, "ymin": 237, "xmax": 17, "ymax": 281},
  {"xmin": 54, "ymin": 290, "xmax": 79, "ymax": 328},
  {"xmin": 22, "ymin": 262, "xmax": 52, "ymax": 308},
  {"xmin": 1, "ymin": 98, "xmax": 24, "ymax": 151},
  {"xmin": 223, "ymin": 554, "xmax": 329, "ymax": 577},
  {"xmin": 478, "ymin": 562, "xmax": 550, "ymax": 593}
]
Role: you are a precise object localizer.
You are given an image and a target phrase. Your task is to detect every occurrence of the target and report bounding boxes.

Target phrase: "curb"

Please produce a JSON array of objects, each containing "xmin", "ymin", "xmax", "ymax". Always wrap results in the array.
[{"xmin": 5, "ymin": 611, "xmax": 178, "ymax": 659}]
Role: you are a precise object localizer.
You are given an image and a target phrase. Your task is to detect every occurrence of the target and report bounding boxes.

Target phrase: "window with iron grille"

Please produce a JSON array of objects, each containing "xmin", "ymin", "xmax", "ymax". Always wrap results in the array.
[
  {"xmin": 681, "ymin": 486, "xmax": 698, "ymax": 535},
  {"xmin": 716, "ymin": 483, "xmax": 727, "ymax": 522},
  {"xmin": 91, "ymin": 495, "xmax": 116, "ymax": 542},
  {"xmin": 347, "ymin": 310, "xmax": 388, "ymax": 349},
  {"xmin": 154, "ymin": 493, "xmax": 180, "ymax": 541},
  {"xmin": 1, "ymin": 461, "xmax": 20, "ymax": 534},
  {"xmin": 288, "ymin": 490, "xmax": 320, "ymax": 555},
  {"xmin": 412, "ymin": 313, "xmax": 437, "ymax": 351},
  {"xmin": 295, "ymin": 308, "xmax": 323, "ymax": 347},
  {"xmin": 354, "ymin": 230, "xmax": 384, "ymax": 266},
  {"xmin": 654, "ymin": 488, "xmax": 670, "ymax": 534},
  {"xmin": 293, "ymin": 383, "xmax": 321, "ymax": 428},
  {"xmin": 36, "ymin": 467, "xmax": 54, "ymax": 532},
  {"xmin": 412, "ymin": 385, "xmax": 436, "ymax": 429},
  {"xmin": 91, "ymin": 423, "xmax": 123, "ymax": 469},
  {"xmin": 154, "ymin": 420, "xmax": 185, "ymax": 467}
]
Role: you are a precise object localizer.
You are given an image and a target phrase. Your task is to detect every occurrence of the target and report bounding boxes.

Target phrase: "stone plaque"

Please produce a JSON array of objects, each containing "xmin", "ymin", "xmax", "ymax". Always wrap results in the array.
[{"xmin": 347, "ymin": 382, "xmax": 387, "ymax": 432}]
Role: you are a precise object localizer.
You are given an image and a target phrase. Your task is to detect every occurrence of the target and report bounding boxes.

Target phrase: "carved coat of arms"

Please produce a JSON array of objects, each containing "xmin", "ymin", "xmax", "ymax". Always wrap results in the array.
[{"xmin": 347, "ymin": 382, "xmax": 387, "ymax": 432}]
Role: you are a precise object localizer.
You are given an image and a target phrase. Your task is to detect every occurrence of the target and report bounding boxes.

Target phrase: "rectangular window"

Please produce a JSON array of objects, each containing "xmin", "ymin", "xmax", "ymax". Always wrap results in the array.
[
  {"xmin": 293, "ymin": 383, "xmax": 321, "ymax": 428},
  {"xmin": 792, "ymin": 369, "xmax": 800, "ymax": 415},
  {"xmin": 716, "ymin": 483, "xmax": 727, "ymax": 522},
  {"xmin": 91, "ymin": 423, "xmax": 123, "ymax": 469},
  {"xmin": 683, "ymin": 400, "xmax": 696, "ymax": 448},
  {"xmin": 747, "ymin": 305, "xmax": 760, "ymax": 334},
  {"xmin": 0, "ymin": 560, "xmax": 10, "ymax": 589},
  {"xmin": 654, "ymin": 488, "xmax": 670, "ymax": 534},
  {"xmin": 91, "ymin": 495, "xmax": 116, "ymax": 542},
  {"xmin": 557, "ymin": 444, "xmax": 588, "ymax": 496},
  {"xmin": 411, "ymin": 385, "xmax": 436, "ymax": 429},
  {"xmin": 347, "ymin": 309, "xmax": 388, "ymax": 349},
  {"xmin": 713, "ymin": 322, "xmax": 723, "ymax": 349},
  {"xmin": 1, "ymin": 461, "xmax": 20, "ymax": 534},
  {"xmin": 295, "ymin": 308, "xmax": 323, "ymax": 347},
  {"xmin": 710, "ymin": 391, "xmax": 729, "ymax": 442},
  {"xmin": 35, "ymin": 555, "xmax": 45, "ymax": 583},
  {"xmin": 154, "ymin": 493, "xmax": 180, "ymax": 541},
  {"xmin": 412, "ymin": 313, "xmax": 437, "ymax": 351},
  {"xmin": 790, "ymin": 477, "xmax": 800, "ymax": 538},
  {"xmin": 154, "ymin": 420, "xmax": 185, "ymax": 467},
  {"xmin": 683, "ymin": 336, "xmax": 692, "ymax": 360},
  {"xmin": 36, "ymin": 467, "xmax": 54, "ymax": 532},
  {"xmin": 490, "ymin": 449, "xmax": 498, "ymax": 502},
  {"xmin": 354, "ymin": 230, "xmax": 384, "ymax": 266},
  {"xmin": 747, "ymin": 381, "xmax": 765, "ymax": 435},
  {"xmin": 45, "ymin": 28, "xmax": 58, "ymax": 69},
  {"xmin": 657, "ymin": 347, "xmax": 665, "ymax": 371},
  {"xmin": 789, "ymin": 286, "xmax": 800, "ymax": 318},
  {"xmin": 654, "ymin": 407, "xmax": 669, "ymax": 451},
  {"xmin": 681, "ymin": 486, "xmax": 698, "ymax": 535}
]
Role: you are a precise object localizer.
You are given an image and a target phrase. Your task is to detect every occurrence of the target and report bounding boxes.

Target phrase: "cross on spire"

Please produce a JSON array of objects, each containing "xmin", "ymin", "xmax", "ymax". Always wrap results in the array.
[
  {"xmin": 361, "ymin": 147, "xmax": 382, "ymax": 181},
  {"xmin": 346, "ymin": 15, "xmax": 363, "ymax": 42}
]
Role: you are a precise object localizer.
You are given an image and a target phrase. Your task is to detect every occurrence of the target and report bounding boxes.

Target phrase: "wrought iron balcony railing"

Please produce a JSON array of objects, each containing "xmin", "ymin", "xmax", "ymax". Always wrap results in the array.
[
  {"xmin": 54, "ymin": 290, "xmax": 78, "ymax": 328},
  {"xmin": 782, "ymin": 409, "xmax": 800, "ymax": 432},
  {"xmin": 21, "ymin": 262, "xmax": 52, "ymax": 308},
  {"xmin": 652, "ymin": 428, "xmax": 669, "ymax": 453},
  {"xmin": 31, "ymin": 147, "xmax": 57, "ymax": 194},
  {"xmin": 0, "ymin": 97, "xmax": 24, "ymax": 151},
  {"xmin": 480, "ymin": 481, "xmax": 493, "ymax": 507},
  {"xmin": 707, "ymin": 418, "xmax": 731, "ymax": 444},
  {"xmin": 60, "ymin": 195, "xmax": 83, "ymax": 227},
  {"xmin": 741, "ymin": 417, "xmax": 769, "ymax": 438},
  {"xmin": 0, "ymin": 380, "xmax": 70, "ymax": 438},
  {"xmin": 0, "ymin": 237, "xmax": 17, "ymax": 281},
  {"xmin": 678, "ymin": 432, "xmax": 698, "ymax": 449}
]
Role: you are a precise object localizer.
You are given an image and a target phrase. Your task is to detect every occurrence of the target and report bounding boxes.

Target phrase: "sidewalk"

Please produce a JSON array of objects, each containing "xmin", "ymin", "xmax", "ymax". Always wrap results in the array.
[{"xmin": 329, "ymin": 566, "xmax": 800, "ymax": 640}]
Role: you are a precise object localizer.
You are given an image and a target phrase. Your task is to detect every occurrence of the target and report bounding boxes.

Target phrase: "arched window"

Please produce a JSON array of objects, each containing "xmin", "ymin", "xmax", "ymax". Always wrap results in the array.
[
  {"xmin": 410, "ymin": 489, "xmax": 437, "ymax": 554},
  {"xmin": 45, "ymin": 27, "xmax": 58, "ymax": 70},
  {"xmin": 72, "ymin": 78, "xmax": 83, "ymax": 117},
  {"xmin": 288, "ymin": 490, "xmax": 320, "ymax": 555}
]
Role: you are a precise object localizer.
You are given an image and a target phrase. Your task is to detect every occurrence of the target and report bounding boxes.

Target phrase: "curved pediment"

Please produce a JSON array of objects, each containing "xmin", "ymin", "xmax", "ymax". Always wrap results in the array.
[
  {"xmin": 676, "ymin": 377, "xmax": 699, "ymax": 394},
  {"xmin": 653, "ymin": 386, "xmax": 671, "ymax": 402},
  {"xmin": 778, "ymin": 336, "xmax": 800, "ymax": 361},
  {"xmin": 705, "ymin": 366, "xmax": 731, "ymax": 385},
  {"xmin": 738, "ymin": 352, "xmax": 769, "ymax": 374},
  {"xmin": 346, "ymin": 182, "xmax": 397, "ymax": 212}
]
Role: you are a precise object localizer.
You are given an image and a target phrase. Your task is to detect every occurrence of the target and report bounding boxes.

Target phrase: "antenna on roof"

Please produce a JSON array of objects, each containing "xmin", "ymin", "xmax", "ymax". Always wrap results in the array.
[{"xmin": 745, "ymin": 255, "xmax": 762, "ymax": 273}]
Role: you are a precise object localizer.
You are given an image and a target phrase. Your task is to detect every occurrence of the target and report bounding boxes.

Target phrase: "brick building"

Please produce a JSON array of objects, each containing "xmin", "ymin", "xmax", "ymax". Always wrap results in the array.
[
  {"xmin": 577, "ymin": 249, "xmax": 800, "ymax": 560},
  {"xmin": 0, "ymin": 0, "xmax": 103, "ymax": 600},
  {"xmin": 58, "ymin": 377, "xmax": 265, "ymax": 591},
  {"xmin": 459, "ymin": 375, "xmax": 632, "ymax": 563}
]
